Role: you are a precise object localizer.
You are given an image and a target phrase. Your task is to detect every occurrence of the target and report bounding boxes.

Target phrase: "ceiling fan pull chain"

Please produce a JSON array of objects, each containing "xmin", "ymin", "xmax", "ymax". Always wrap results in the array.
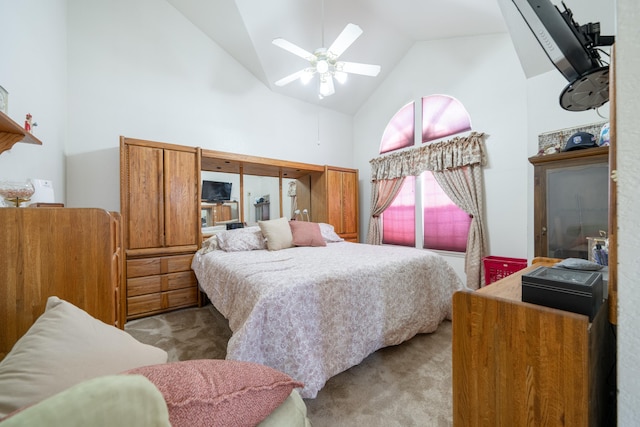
[{"xmin": 321, "ymin": 0, "xmax": 325, "ymax": 47}]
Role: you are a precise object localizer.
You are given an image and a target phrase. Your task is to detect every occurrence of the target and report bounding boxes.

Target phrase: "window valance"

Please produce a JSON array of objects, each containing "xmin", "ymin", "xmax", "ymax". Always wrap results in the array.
[{"xmin": 370, "ymin": 131, "xmax": 487, "ymax": 181}]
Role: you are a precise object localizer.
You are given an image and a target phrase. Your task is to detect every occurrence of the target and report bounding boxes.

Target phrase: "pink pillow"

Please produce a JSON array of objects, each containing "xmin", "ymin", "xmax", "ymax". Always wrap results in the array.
[
  {"xmin": 289, "ymin": 221, "xmax": 327, "ymax": 247},
  {"xmin": 125, "ymin": 359, "xmax": 303, "ymax": 427}
]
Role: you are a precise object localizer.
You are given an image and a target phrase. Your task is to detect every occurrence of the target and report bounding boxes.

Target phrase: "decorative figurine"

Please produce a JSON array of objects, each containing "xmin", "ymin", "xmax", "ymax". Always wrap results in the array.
[
  {"xmin": 24, "ymin": 113, "xmax": 32, "ymax": 132},
  {"xmin": 24, "ymin": 113, "xmax": 37, "ymax": 134}
]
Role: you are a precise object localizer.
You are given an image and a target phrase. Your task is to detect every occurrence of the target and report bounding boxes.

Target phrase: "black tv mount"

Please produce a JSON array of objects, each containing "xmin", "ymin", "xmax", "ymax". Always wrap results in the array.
[{"xmin": 558, "ymin": 2, "xmax": 615, "ymax": 111}]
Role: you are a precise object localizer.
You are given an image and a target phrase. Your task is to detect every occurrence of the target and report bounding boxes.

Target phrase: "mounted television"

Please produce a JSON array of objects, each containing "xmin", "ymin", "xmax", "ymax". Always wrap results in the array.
[
  {"xmin": 511, "ymin": 0, "xmax": 614, "ymax": 111},
  {"xmin": 201, "ymin": 180, "xmax": 232, "ymax": 202}
]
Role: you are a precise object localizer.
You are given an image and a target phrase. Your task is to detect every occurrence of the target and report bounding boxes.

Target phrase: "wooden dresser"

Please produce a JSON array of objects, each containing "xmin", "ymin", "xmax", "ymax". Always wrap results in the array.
[
  {"xmin": 452, "ymin": 258, "xmax": 615, "ymax": 426},
  {"xmin": 0, "ymin": 208, "xmax": 124, "ymax": 360}
]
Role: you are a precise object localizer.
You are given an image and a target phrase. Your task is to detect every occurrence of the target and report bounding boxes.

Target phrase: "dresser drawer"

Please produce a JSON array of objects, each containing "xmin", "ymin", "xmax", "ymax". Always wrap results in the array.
[
  {"xmin": 127, "ymin": 293, "xmax": 163, "ymax": 317},
  {"xmin": 166, "ymin": 287, "xmax": 198, "ymax": 308},
  {"xmin": 127, "ymin": 254, "xmax": 193, "ymax": 278},
  {"xmin": 127, "ymin": 287, "xmax": 198, "ymax": 318},
  {"xmin": 127, "ymin": 271, "xmax": 197, "ymax": 297}
]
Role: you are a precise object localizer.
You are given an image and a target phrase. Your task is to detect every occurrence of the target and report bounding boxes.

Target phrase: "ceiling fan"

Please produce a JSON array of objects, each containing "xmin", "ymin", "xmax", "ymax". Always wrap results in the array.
[{"xmin": 272, "ymin": 23, "xmax": 381, "ymax": 99}]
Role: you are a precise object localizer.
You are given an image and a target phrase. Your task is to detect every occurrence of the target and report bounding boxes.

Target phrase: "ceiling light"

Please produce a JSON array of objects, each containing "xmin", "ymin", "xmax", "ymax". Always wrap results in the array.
[
  {"xmin": 334, "ymin": 71, "xmax": 348, "ymax": 84},
  {"xmin": 273, "ymin": 23, "xmax": 380, "ymax": 99},
  {"xmin": 300, "ymin": 69, "xmax": 314, "ymax": 85},
  {"xmin": 316, "ymin": 59, "xmax": 329, "ymax": 74},
  {"xmin": 319, "ymin": 76, "xmax": 333, "ymax": 98}
]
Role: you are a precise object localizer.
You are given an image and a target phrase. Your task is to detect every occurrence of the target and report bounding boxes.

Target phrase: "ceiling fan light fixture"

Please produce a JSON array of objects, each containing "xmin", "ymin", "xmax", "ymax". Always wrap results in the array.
[
  {"xmin": 316, "ymin": 59, "xmax": 329, "ymax": 74},
  {"xmin": 273, "ymin": 22, "xmax": 379, "ymax": 99},
  {"xmin": 319, "ymin": 76, "xmax": 333, "ymax": 98},
  {"xmin": 300, "ymin": 69, "xmax": 315, "ymax": 85},
  {"xmin": 334, "ymin": 70, "xmax": 348, "ymax": 84}
]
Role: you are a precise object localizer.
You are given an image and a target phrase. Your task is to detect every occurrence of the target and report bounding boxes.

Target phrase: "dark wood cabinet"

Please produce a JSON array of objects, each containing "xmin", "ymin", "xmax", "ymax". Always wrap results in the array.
[{"xmin": 529, "ymin": 146, "xmax": 609, "ymax": 259}]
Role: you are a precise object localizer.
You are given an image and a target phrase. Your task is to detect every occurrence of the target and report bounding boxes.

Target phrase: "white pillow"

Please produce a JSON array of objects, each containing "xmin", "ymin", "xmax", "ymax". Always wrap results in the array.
[
  {"xmin": 217, "ymin": 226, "xmax": 267, "ymax": 252},
  {"xmin": 199, "ymin": 234, "xmax": 219, "ymax": 254},
  {"xmin": 318, "ymin": 222, "xmax": 344, "ymax": 243},
  {"xmin": 0, "ymin": 297, "xmax": 168, "ymax": 418},
  {"xmin": 258, "ymin": 217, "xmax": 294, "ymax": 251}
]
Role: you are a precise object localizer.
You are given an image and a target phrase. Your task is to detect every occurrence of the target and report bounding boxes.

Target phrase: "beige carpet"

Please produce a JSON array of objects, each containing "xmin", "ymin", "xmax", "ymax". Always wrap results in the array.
[{"xmin": 125, "ymin": 304, "xmax": 453, "ymax": 427}]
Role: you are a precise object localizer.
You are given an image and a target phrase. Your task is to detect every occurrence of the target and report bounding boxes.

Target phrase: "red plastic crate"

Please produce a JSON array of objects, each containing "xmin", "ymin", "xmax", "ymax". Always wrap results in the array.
[{"xmin": 483, "ymin": 256, "xmax": 527, "ymax": 285}]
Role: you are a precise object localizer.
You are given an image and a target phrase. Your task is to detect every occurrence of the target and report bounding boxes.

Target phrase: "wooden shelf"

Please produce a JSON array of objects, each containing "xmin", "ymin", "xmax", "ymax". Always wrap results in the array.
[{"xmin": 0, "ymin": 110, "xmax": 43, "ymax": 154}]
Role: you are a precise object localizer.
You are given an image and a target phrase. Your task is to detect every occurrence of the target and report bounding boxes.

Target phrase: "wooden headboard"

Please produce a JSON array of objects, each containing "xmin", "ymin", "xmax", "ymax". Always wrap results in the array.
[{"xmin": 0, "ymin": 208, "xmax": 124, "ymax": 360}]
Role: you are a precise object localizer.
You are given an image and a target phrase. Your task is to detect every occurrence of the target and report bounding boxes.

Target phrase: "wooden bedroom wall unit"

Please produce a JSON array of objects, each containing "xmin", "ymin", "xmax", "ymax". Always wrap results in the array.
[
  {"xmin": 200, "ymin": 149, "xmax": 358, "ymax": 240},
  {"xmin": 120, "ymin": 137, "xmax": 201, "ymax": 320},
  {"xmin": 0, "ymin": 208, "xmax": 123, "ymax": 360},
  {"xmin": 452, "ymin": 259, "xmax": 615, "ymax": 426},
  {"xmin": 310, "ymin": 167, "xmax": 359, "ymax": 242}
]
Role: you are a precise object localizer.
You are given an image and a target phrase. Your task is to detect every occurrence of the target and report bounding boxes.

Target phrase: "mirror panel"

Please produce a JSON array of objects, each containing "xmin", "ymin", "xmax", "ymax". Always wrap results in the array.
[
  {"xmin": 201, "ymin": 171, "xmax": 298, "ymax": 226},
  {"xmin": 244, "ymin": 174, "xmax": 279, "ymax": 224}
]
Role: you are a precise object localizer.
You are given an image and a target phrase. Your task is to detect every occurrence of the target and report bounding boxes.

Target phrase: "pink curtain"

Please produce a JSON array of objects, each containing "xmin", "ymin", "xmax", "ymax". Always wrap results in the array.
[{"xmin": 366, "ymin": 177, "xmax": 405, "ymax": 245}]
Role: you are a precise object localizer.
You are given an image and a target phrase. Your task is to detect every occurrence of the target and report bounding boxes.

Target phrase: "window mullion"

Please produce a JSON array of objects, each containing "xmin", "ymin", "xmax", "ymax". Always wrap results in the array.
[
  {"xmin": 414, "ymin": 97, "xmax": 423, "ymax": 250},
  {"xmin": 415, "ymin": 173, "xmax": 424, "ymax": 249}
]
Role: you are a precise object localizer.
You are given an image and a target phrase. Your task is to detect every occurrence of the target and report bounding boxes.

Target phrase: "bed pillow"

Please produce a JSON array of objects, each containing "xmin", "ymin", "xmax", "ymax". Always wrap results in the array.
[
  {"xmin": 216, "ymin": 226, "xmax": 266, "ymax": 252},
  {"xmin": 124, "ymin": 359, "xmax": 304, "ymax": 427},
  {"xmin": 289, "ymin": 221, "xmax": 326, "ymax": 247},
  {"xmin": 0, "ymin": 296, "xmax": 168, "ymax": 418},
  {"xmin": 318, "ymin": 222, "xmax": 344, "ymax": 243},
  {"xmin": 258, "ymin": 217, "xmax": 294, "ymax": 251},
  {"xmin": 199, "ymin": 234, "xmax": 219, "ymax": 254}
]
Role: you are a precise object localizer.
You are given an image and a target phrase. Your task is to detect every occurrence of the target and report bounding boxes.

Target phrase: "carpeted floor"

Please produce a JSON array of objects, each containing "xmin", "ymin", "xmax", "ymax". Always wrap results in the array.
[{"xmin": 125, "ymin": 304, "xmax": 453, "ymax": 427}]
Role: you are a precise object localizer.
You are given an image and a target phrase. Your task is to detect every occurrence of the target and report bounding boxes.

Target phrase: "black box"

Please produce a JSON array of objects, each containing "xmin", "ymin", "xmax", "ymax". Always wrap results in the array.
[{"xmin": 521, "ymin": 266, "xmax": 603, "ymax": 320}]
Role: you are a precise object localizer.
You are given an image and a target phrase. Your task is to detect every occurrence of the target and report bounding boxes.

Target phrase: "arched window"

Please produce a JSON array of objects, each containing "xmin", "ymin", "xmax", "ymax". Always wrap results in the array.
[
  {"xmin": 422, "ymin": 95, "xmax": 471, "ymax": 142},
  {"xmin": 380, "ymin": 95, "xmax": 472, "ymax": 252},
  {"xmin": 379, "ymin": 101, "xmax": 415, "ymax": 153}
]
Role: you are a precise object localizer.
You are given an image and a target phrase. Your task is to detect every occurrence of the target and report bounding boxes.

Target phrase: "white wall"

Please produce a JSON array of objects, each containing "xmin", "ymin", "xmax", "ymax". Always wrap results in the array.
[
  {"xmin": 0, "ymin": 0, "xmax": 67, "ymax": 203},
  {"xmin": 354, "ymin": 33, "xmax": 530, "ymax": 280},
  {"xmin": 64, "ymin": 0, "xmax": 353, "ymax": 211},
  {"xmin": 615, "ymin": 0, "xmax": 640, "ymax": 421}
]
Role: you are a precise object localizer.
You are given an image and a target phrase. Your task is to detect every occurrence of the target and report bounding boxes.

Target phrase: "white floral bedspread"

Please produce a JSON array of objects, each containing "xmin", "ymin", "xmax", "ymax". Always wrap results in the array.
[{"xmin": 191, "ymin": 242, "xmax": 466, "ymax": 398}]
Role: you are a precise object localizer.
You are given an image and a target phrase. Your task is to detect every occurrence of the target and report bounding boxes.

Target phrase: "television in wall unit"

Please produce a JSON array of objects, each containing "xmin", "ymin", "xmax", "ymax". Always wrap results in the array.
[
  {"xmin": 202, "ymin": 180, "xmax": 232, "ymax": 202},
  {"xmin": 511, "ymin": 0, "xmax": 614, "ymax": 111}
]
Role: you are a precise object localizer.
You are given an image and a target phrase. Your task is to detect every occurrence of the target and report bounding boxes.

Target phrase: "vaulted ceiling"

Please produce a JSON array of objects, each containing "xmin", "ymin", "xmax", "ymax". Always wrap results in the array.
[{"xmin": 165, "ymin": 0, "xmax": 614, "ymax": 115}]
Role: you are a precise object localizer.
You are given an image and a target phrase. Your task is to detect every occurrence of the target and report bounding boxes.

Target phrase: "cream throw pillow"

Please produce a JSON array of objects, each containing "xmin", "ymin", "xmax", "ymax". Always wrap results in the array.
[
  {"xmin": 0, "ymin": 297, "xmax": 168, "ymax": 418},
  {"xmin": 259, "ymin": 217, "xmax": 294, "ymax": 251}
]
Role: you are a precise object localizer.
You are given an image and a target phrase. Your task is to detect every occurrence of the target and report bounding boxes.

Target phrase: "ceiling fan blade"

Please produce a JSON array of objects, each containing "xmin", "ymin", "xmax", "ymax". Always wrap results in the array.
[
  {"xmin": 319, "ymin": 75, "xmax": 335, "ymax": 98},
  {"xmin": 340, "ymin": 61, "xmax": 381, "ymax": 77},
  {"xmin": 327, "ymin": 23, "xmax": 363, "ymax": 58},
  {"xmin": 275, "ymin": 69, "xmax": 309, "ymax": 86},
  {"xmin": 272, "ymin": 38, "xmax": 315, "ymax": 60}
]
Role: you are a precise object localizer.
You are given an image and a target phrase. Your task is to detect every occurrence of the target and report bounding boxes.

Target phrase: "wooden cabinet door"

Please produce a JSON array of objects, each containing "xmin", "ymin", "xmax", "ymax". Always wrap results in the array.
[
  {"xmin": 327, "ymin": 169, "xmax": 344, "ymax": 232},
  {"xmin": 164, "ymin": 149, "xmax": 199, "ymax": 247},
  {"xmin": 326, "ymin": 169, "xmax": 359, "ymax": 240},
  {"xmin": 340, "ymin": 170, "xmax": 358, "ymax": 236},
  {"xmin": 125, "ymin": 144, "xmax": 164, "ymax": 249}
]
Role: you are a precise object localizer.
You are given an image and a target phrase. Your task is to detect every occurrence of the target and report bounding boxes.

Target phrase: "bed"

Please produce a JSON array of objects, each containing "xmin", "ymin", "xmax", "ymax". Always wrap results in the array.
[{"xmin": 191, "ymin": 220, "xmax": 467, "ymax": 398}]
